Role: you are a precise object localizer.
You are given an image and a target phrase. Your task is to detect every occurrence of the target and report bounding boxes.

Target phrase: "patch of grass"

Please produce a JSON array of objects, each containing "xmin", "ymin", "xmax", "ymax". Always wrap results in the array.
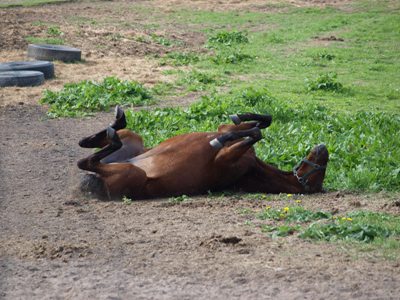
[
  {"xmin": 40, "ymin": 77, "xmax": 153, "ymax": 117},
  {"xmin": 177, "ymin": 70, "xmax": 219, "ymax": 91},
  {"xmin": 160, "ymin": 52, "xmax": 200, "ymax": 66},
  {"xmin": 243, "ymin": 205, "xmax": 400, "ymax": 258},
  {"xmin": 26, "ymin": 24, "xmax": 64, "ymax": 45},
  {"xmin": 150, "ymin": 33, "xmax": 180, "ymax": 47},
  {"xmin": 258, "ymin": 206, "xmax": 332, "ymax": 222},
  {"xmin": 46, "ymin": 25, "xmax": 63, "ymax": 36},
  {"xmin": 122, "ymin": 196, "xmax": 133, "ymax": 205},
  {"xmin": 168, "ymin": 194, "xmax": 190, "ymax": 204},
  {"xmin": 305, "ymin": 72, "xmax": 344, "ymax": 92},
  {"xmin": 25, "ymin": 36, "xmax": 64, "ymax": 45},
  {"xmin": 212, "ymin": 50, "xmax": 253, "ymax": 65},
  {"xmin": 207, "ymin": 30, "xmax": 249, "ymax": 47}
]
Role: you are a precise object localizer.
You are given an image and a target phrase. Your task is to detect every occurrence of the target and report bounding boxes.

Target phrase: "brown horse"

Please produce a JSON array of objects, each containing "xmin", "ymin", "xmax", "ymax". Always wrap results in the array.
[{"xmin": 77, "ymin": 107, "xmax": 329, "ymax": 199}]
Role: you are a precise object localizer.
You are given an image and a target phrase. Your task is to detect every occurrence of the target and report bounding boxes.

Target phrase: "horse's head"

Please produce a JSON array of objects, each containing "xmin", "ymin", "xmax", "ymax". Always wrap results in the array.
[{"xmin": 293, "ymin": 144, "xmax": 329, "ymax": 193}]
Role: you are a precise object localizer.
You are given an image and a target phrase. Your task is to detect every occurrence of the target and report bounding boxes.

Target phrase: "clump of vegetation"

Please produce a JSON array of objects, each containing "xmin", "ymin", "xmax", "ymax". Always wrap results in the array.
[
  {"xmin": 305, "ymin": 72, "xmax": 344, "ymax": 92},
  {"xmin": 250, "ymin": 206, "xmax": 400, "ymax": 245},
  {"xmin": 169, "ymin": 194, "xmax": 190, "ymax": 204},
  {"xmin": 178, "ymin": 70, "xmax": 218, "ymax": 91},
  {"xmin": 26, "ymin": 24, "xmax": 65, "ymax": 45},
  {"xmin": 212, "ymin": 51, "xmax": 253, "ymax": 64},
  {"xmin": 160, "ymin": 52, "xmax": 200, "ymax": 66},
  {"xmin": 40, "ymin": 77, "xmax": 153, "ymax": 117},
  {"xmin": 151, "ymin": 33, "xmax": 180, "ymax": 46},
  {"xmin": 207, "ymin": 30, "xmax": 249, "ymax": 47}
]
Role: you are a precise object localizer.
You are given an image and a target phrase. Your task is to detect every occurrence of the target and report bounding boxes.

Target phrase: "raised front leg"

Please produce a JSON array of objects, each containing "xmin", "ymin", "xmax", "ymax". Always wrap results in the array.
[{"xmin": 218, "ymin": 112, "xmax": 272, "ymax": 133}]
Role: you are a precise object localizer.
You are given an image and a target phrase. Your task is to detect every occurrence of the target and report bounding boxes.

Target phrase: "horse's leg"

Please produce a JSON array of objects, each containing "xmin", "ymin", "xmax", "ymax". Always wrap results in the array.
[
  {"xmin": 218, "ymin": 113, "xmax": 272, "ymax": 133},
  {"xmin": 210, "ymin": 127, "xmax": 262, "ymax": 151},
  {"xmin": 79, "ymin": 106, "xmax": 127, "ymax": 148},
  {"xmin": 100, "ymin": 129, "xmax": 148, "ymax": 163},
  {"xmin": 77, "ymin": 127, "xmax": 123, "ymax": 172},
  {"xmin": 78, "ymin": 127, "xmax": 147, "ymax": 199}
]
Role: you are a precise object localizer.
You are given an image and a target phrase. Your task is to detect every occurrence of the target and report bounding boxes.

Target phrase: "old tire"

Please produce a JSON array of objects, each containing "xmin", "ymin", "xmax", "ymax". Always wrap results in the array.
[
  {"xmin": 0, "ymin": 61, "xmax": 55, "ymax": 79},
  {"xmin": 27, "ymin": 44, "xmax": 81, "ymax": 62},
  {"xmin": 0, "ymin": 71, "xmax": 45, "ymax": 87}
]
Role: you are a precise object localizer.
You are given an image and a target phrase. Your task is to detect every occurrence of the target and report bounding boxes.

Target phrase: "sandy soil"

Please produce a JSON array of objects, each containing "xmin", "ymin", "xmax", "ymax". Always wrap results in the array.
[{"xmin": 1, "ymin": 1, "xmax": 399, "ymax": 299}]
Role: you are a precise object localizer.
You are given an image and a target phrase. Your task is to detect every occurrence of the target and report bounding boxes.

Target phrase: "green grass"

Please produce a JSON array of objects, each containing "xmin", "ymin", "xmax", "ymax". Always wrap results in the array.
[
  {"xmin": 244, "ymin": 205, "xmax": 400, "ymax": 259},
  {"xmin": 26, "ymin": 24, "xmax": 65, "ymax": 45},
  {"xmin": 158, "ymin": 1, "xmax": 400, "ymax": 112},
  {"xmin": 40, "ymin": 77, "xmax": 153, "ymax": 117}
]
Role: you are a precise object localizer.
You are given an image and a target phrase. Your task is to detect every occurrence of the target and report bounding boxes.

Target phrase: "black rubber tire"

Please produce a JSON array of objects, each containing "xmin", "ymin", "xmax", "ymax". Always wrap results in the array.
[
  {"xmin": 0, "ymin": 61, "xmax": 55, "ymax": 79},
  {"xmin": 27, "ymin": 44, "xmax": 81, "ymax": 62},
  {"xmin": 0, "ymin": 71, "xmax": 45, "ymax": 87}
]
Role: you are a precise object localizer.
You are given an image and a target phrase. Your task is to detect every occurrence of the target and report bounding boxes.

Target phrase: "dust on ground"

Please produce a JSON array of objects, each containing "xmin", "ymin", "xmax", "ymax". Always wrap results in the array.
[{"xmin": 1, "ymin": 1, "xmax": 400, "ymax": 299}]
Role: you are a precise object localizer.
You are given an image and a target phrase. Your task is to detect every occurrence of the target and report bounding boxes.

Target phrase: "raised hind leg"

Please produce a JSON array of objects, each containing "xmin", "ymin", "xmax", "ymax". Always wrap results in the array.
[
  {"xmin": 79, "ymin": 106, "xmax": 127, "ymax": 148},
  {"xmin": 218, "ymin": 112, "xmax": 272, "ymax": 133},
  {"xmin": 78, "ymin": 127, "xmax": 148, "ymax": 198}
]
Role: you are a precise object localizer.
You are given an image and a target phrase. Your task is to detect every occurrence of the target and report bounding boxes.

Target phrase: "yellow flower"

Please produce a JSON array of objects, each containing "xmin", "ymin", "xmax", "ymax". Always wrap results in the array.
[
  {"xmin": 347, "ymin": 217, "xmax": 353, "ymax": 221},
  {"xmin": 287, "ymin": 194, "xmax": 293, "ymax": 197},
  {"xmin": 295, "ymin": 200, "xmax": 302, "ymax": 204},
  {"xmin": 265, "ymin": 206, "xmax": 271, "ymax": 210},
  {"xmin": 283, "ymin": 207, "xmax": 290, "ymax": 212}
]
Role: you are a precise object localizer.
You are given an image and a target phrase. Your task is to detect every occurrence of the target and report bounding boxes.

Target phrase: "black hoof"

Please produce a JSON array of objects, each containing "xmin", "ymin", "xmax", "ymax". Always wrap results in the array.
[{"xmin": 111, "ymin": 105, "xmax": 127, "ymax": 130}]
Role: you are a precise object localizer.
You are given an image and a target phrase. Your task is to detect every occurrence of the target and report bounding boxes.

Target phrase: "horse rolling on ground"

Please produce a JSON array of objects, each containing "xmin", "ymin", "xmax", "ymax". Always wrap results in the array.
[{"xmin": 77, "ymin": 106, "xmax": 329, "ymax": 200}]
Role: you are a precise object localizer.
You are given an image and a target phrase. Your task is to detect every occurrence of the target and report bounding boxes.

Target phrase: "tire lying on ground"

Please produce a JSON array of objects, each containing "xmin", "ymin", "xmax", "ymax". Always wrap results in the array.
[
  {"xmin": 27, "ymin": 44, "xmax": 81, "ymax": 62},
  {"xmin": 0, "ymin": 61, "xmax": 55, "ymax": 79},
  {"xmin": 0, "ymin": 71, "xmax": 45, "ymax": 87}
]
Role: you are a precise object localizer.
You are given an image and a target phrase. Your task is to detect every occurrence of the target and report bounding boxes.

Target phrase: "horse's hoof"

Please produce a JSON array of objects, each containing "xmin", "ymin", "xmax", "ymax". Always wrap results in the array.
[
  {"xmin": 229, "ymin": 114, "xmax": 241, "ymax": 125},
  {"xmin": 115, "ymin": 105, "xmax": 124, "ymax": 119}
]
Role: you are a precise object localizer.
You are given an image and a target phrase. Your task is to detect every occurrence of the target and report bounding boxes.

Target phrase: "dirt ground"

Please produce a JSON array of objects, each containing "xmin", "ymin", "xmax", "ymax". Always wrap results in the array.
[{"xmin": 1, "ymin": 1, "xmax": 399, "ymax": 299}]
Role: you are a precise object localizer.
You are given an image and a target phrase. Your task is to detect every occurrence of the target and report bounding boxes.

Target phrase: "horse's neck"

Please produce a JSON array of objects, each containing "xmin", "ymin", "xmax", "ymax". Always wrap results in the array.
[{"xmin": 255, "ymin": 158, "xmax": 303, "ymax": 194}]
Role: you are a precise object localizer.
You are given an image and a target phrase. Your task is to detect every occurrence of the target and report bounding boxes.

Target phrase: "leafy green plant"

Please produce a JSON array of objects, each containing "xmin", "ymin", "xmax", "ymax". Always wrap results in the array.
[
  {"xmin": 40, "ymin": 77, "xmax": 153, "ymax": 117},
  {"xmin": 207, "ymin": 30, "xmax": 249, "ymax": 47},
  {"xmin": 212, "ymin": 50, "xmax": 253, "ymax": 64},
  {"xmin": 301, "ymin": 222, "xmax": 391, "ymax": 242},
  {"xmin": 257, "ymin": 206, "xmax": 332, "ymax": 223},
  {"xmin": 25, "ymin": 36, "xmax": 64, "ymax": 45},
  {"xmin": 160, "ymin": 52, "xmax": 200, "ymax": 66},
  {"xmin": 151, "ymin": 33, "xmax": 179, "ymax": 46},
  {"xmin": 168, "ymin": 194, "xmax": 190, "ymax": 204},
  {"xmin": 47, "ymin": 25, "xmax": 63, "ymax": 36},
  {"xmin": 305, "ymin": 73, "xmax": 344, "ymax": 92},
  {"xmin": 122, "ymin": 196, "xmax": 133, "ymax": 205},
  {"xmin": 178, "ymin": 70, "xmax": 218, "ymax": 91}
]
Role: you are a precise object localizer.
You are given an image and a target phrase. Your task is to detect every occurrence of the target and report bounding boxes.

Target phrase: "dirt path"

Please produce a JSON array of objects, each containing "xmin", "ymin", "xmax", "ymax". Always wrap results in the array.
[{"xmin": 1, "ymin": 104, "xmax": 399, "ymax": 299}]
